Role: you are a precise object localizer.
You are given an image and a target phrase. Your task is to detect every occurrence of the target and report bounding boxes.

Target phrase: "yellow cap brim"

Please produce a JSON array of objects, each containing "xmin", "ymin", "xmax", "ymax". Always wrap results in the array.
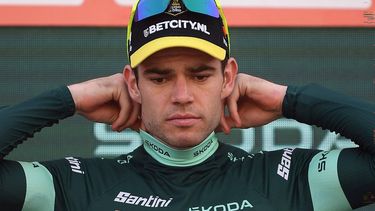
[{"xmin": 130, "ymin": 36, "xmax": 226, "ymax": 68}]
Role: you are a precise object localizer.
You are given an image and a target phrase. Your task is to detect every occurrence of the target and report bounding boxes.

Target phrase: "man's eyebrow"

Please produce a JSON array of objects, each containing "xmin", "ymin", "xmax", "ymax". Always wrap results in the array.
[
  {"xmin": 143, "ymin": 68, "xmax": 173, "ymax": 75},
  {"xmin": 188, "ymin": 65, "xmax": 216, "ymax": 73}
]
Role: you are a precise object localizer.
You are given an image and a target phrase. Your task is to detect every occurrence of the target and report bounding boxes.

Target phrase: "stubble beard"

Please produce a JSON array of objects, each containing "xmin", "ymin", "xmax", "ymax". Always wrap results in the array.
[{"xmin": 143, "ymin": 119, "xmax": 214, "ymax": 149}]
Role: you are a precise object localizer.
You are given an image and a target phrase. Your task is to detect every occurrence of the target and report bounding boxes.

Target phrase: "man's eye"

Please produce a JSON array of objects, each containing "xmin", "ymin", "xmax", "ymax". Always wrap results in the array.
[
  {"xmin": 151, "ymin": 78, "xmax": 167, "ymax": 84},
  {"xmin": 194, "ymin": 75, "xmax": 209, "ymax": 81}
]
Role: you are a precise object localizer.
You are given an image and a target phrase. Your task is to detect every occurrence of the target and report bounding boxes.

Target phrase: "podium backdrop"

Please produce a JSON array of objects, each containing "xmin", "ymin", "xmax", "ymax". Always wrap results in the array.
[{"xmin": 0, "ymin": 27, "xmax": 373, "ymax": 161}]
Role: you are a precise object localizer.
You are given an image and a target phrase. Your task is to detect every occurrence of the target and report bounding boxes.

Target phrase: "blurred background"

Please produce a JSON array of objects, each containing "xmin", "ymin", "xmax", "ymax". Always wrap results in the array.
[{"xmin": 0, "ymin": 1, "xmax": 374, "ymax": 162}]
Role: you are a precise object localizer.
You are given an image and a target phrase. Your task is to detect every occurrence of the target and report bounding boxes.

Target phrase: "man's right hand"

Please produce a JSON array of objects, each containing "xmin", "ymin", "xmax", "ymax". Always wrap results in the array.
[{"xmin": 67, "ymin": 73, "xmax": 141, "ymax": 132}]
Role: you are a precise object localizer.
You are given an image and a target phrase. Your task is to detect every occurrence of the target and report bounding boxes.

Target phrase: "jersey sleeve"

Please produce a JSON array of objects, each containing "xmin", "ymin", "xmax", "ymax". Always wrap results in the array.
[
  {"xmin": 0, "ymin": 157, "xmax": 108, "ymax": 211},
  {"xmin": 282, "ymin": 84, "xmax": 375, "ymax": 154},
  {"xmin": 0, "ymin": 160, "xmax": 56, "ymax": 211},
  {"xmin": 248, "ymin": 147, "xmax": 375, "ymax": 210},
  {"xmin": 0, "ymin": 87, "xmax": 76, "ymax": 210},
  {"xmin": 281, "ymin": 84, "xmax": 375, "ymax": 210},
  {"xmin": 0, "ymin": 86, "xmax": 75, "ymax": 158},
  {"xmin": 308, "ymin": 148, "xmax": 375, "ymax": 210}
]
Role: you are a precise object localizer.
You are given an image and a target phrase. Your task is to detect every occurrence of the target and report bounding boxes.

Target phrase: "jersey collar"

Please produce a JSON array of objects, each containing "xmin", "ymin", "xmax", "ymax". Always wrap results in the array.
[{"xmin": 140, "ymin": 130, "xmax": 219, "ymax": 167}]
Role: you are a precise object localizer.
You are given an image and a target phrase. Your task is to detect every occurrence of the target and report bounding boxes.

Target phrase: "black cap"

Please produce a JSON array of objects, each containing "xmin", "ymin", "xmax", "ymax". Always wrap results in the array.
[{"xmin": 127, "ymin": 0, "xmax": 230, "ymax": 68}]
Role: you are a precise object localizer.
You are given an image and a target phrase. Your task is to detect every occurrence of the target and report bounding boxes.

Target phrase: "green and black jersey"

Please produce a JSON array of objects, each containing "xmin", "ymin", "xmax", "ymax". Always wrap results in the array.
[{"xmin": 0, "ymin": 84, "xmax": 374, "ymax": 211}]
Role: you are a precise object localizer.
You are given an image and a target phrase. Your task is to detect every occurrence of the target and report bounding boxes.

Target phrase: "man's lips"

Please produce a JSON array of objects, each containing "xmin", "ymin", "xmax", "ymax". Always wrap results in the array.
[{"xmin": 166, "ymin": 114, "xmax": 201, "ymax": 127}]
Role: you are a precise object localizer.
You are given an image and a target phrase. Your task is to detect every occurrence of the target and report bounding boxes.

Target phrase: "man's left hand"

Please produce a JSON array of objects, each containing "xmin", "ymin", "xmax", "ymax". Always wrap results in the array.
[{"xmin": 219, "ymin": 73, "xmax": 287, "ymax": 134}]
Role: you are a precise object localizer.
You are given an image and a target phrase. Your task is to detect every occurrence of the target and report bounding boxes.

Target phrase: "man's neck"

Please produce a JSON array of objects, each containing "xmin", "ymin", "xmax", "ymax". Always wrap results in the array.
[{"xmin": 140, "ymin": 130, "xmax": 219, "ymax": 167}]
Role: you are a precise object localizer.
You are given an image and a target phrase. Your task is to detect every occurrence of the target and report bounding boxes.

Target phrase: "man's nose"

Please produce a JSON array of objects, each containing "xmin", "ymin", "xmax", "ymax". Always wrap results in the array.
[{"xmin": 171, "ymin": 77, "xmax": 193, "ymax": 104}]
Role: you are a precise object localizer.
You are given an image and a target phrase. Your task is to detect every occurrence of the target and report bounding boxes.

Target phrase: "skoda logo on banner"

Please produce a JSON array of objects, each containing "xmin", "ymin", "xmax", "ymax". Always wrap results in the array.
[{"xmin": 93, "ymin": 119, "xmax": 357, "ymax": 157}]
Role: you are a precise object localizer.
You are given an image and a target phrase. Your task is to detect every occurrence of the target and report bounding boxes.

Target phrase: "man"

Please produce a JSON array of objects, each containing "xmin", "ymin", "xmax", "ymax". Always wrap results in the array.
[{"xmin": 0, "ymin": 0, "xmax": 374, "ymax": 210}]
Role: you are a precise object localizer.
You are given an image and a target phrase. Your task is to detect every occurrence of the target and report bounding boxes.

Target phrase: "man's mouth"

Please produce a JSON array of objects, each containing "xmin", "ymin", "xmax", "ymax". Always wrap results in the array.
[{"xmin": 166, "ymin": 114, "xmax": 201, "ymax": 127}]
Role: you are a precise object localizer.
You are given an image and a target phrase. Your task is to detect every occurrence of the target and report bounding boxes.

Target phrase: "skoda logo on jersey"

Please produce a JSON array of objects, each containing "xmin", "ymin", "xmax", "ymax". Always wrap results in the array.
[
  {"xmin": 189, "ymin": 200, "xmax": 254, "ymax": 211},
  {"xmin": 145, "ymin": 140, "xmax": 171, "ymax": 157},
  {"xmin": 193, "ymin": 139, "xmax": 213, "ymax": 157}
]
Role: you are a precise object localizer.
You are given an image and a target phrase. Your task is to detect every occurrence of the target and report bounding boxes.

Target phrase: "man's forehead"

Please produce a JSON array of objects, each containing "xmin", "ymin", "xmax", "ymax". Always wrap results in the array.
[
  {"xmin": 136, "ymin": 49, "xmax": 221, "ymax": 75},
  {"xmin": 140, "ymin": 47, "xmax": 216, "ymax": 65}
]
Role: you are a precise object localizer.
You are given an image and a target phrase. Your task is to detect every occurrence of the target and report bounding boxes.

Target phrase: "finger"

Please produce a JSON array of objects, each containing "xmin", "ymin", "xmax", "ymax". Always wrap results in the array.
[
  {"xmin": 112, "ymin": 91, "xmax": 132, "ymax": 131},
  {"xmin": 226, "ymin": 89, "xmax": 241, "ymax": 127},
  {"xmin": 85, "ymin": 103, "xmax": 119, "ymax": 124},
  {"xmin": 224, "ymin": 116, "xmax": 237, "ymax": 129},
  {"xmin": 219, "ymin": 105, "xmax": 230, "ymax": 134},
  {"xmin": 126, "ymin": 102, "xmax": 141, "ymax": 128},
  {"xmin": 119, "ymin": 102, "xmax": 141, "ymax": 131}
]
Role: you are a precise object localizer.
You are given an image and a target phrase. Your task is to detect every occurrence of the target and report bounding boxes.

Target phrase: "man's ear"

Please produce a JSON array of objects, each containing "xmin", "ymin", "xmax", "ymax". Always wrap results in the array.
[
  {"xmin": 221, "ymin": 57, "xmax": 238, "ymax": 99},
  {"xmin": 123, "ymin": 65, "xmax": 142, "ymax": 104}
]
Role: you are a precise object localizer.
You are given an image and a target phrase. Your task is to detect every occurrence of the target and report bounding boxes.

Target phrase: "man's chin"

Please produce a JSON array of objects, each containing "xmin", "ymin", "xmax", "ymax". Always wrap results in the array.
[{"xmin": 145, "ymin": 124, "xmax": 213, "ymax": 148}]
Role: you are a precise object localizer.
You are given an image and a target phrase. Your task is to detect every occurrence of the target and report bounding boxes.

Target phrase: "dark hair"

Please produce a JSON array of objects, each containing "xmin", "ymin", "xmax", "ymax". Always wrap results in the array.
[{"xmin": 133, "ymin": 58, "xmax": 228, "ymax": 81}]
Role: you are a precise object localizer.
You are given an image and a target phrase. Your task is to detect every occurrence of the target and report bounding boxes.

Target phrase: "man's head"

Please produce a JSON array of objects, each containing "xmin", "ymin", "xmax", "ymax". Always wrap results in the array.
[
  {"xmin": 126, "ymin": 0, "xmax": 230, "ymax": 68},
  {"xmin": 124, "ymin": 0, "xmax": 238, "ymax": 148}
]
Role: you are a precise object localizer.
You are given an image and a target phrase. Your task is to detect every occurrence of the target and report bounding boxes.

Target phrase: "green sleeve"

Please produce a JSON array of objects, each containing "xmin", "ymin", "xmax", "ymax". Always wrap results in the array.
[
  {"xmin": 0, "ymin": 160, "xmax": 26, "ymax": 210},
  {"xmin": 0, "ymin": 87, "xmax": 75, "ymax": 210},
  {"xmin": 282, "ymin": 84, "xmax": 375, "ymax": 154},
  {"xmin": 0, "ymin": 86, "xmax": 75, "ymax": 158},
  {"xmin": 283, "ymin": 84, "xmax": 375, "ymax": 209}
]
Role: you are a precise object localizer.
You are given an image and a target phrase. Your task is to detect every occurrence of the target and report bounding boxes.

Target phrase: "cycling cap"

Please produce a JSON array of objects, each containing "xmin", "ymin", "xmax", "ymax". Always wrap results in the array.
[{"xmin": 127, "ymin": 0, "xmax": 230, "ymax": 68}]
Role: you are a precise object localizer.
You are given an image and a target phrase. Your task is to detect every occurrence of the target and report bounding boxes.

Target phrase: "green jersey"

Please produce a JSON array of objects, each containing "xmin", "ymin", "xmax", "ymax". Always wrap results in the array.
[{"xmin": 0, "ymin": 84, "xmax": 374, "ymax": 211}]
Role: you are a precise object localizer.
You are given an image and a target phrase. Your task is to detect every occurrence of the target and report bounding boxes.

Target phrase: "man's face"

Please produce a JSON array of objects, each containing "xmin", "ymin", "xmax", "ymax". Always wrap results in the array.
[{"xmin": 128, "ymin": 48, "xmax": 235, "ymax": 149}]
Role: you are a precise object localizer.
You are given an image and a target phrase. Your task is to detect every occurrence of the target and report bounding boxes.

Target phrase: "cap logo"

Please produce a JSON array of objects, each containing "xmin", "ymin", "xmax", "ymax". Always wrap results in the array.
[
  {"xmin": 143, "ymin": 20, "xmax": 211, "ymax": 38},
  {"xmin": 143, "ymin": 29, "xmax": 150, "ymax": 38},
  {"xmin": 165, "ymin": 0, "xmax": 186, "ymax": 16}
]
